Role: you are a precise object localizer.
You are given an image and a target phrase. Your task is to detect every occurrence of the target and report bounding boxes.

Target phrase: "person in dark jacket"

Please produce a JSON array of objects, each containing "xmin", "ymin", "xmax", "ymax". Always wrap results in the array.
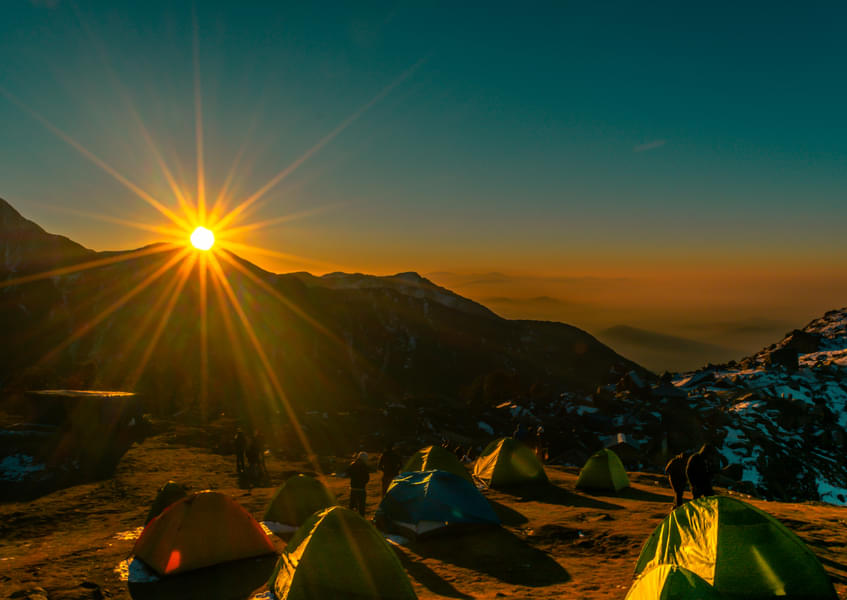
[
  {"xmin": 253, "ymin": 430, "xmax": 267, "ymax": 476},
  {"xmin": 234, "ymin": 428, "xmax": 246, "ymax": 474},
  {"xmin": 513, "ymin": 422, "xmax": 529, "ymax": 442},
  {"xmin": 686, "ymin": 444, "xmax": 719, "ymax": 499},
  {"xmin": 348, "ymin": 452, "xmax": 370, "ymax": 515},
  {"xmin": 377, "ymin": 443, "xmax": 402, "ymax": 497},
  {"xmin": 665, "ymin": 452, "xmax": 689, "ymax": 508}
]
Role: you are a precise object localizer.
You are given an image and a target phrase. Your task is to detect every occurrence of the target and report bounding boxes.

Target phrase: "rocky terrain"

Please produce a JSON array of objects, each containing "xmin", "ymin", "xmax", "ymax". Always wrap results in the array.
[{"xmin": 487, "ymin": 309, "xmax": 847, "ymax": 506}]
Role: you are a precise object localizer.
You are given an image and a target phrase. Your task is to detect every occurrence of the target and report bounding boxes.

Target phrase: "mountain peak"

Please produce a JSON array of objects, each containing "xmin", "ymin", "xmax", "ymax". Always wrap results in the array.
[{"xmin": 0, "ymin": 197, "xmax": 92, "ymax": 275}]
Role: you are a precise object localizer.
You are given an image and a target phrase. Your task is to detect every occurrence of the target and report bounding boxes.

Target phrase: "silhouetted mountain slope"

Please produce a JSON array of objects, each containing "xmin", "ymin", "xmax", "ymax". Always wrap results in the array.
[{"xmin": 0, "ymin": 198, "xmax": 642, "ymax": 442}]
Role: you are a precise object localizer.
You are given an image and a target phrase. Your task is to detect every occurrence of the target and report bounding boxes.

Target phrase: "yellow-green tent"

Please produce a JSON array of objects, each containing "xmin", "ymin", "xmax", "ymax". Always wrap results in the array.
[
  {"xmin": 264, "ymin": 474, "xmax": 336, "ymax": 526},
  {"xmin": 575, "ymin": 448, "xmax": 629, "ymax": 492},
  {"xmin": 625, "ymin": 565, "xmax": 722, "ymax": 600},
  {"xmin": 402, "ymin": 445, "xmax": 472, "ymax": 482},
  {"xmin": 635, "ymin": 496, "xmax": 837, "ymax": 599},
  {"xmin": 473, "ymin": 437, "xmax": 547, "ymax": 487},
  {"xmin": 270, "ymin": 506, "xmax": 417, "ymax": 600}
]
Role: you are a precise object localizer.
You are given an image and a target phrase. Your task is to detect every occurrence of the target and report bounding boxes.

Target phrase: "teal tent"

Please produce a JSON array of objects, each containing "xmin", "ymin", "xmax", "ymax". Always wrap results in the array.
[{"xmin": 377, "ymin": 469, "xmax": 500, "ymax": 538}]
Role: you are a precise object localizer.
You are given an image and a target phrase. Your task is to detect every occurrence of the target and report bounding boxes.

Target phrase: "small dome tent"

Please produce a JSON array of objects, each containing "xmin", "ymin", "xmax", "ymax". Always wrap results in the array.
[
  {"xmin": 575, "ymin": 448, "xmax": 629, "ymax": 492},
  {"xmin": 634, "ymin": 496, "xmax": 837, "ymax": 599},
  {"xmin": 402, "ymin": 445, "xmax": 472, "ymax": 482},
  {"xmin": 270, "ymin": 506, "xmax": 417, "ymax": 600},
  {"xmin": 377, "ymin": 470, "xmax": 499, "ymax": 538},
  {"xmin": 473, "ymin": 437, "xmax": 547, "ymax": 487},
  {"xmin": 264, "ymin": 474, "xmax": 336, "ymax": 527},
  {"xmin": 133, "ymin": 491, "xmax": 275, "ymax": 576}
]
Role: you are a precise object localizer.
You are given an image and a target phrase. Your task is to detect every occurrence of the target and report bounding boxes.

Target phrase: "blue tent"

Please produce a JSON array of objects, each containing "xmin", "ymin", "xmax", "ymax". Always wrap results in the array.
[{"xmin": 376, "ymin": 470, "xmax": 500, "ymax": 538}]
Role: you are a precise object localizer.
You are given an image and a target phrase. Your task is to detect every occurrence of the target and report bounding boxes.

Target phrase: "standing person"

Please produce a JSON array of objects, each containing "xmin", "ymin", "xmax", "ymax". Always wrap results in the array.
[
  {"xmin": 254, "ymin": 429, "xmax": 268, "ymax": 477},
  {"xmin": 534, "ymin": 424, "xmax": 546, "ymax": 460},
  {"xmin": 687, "ymin": 444, "xmax": 720, "ymax": 500},
  {"xmin": 513, "ymin": 422, "xmax": 529, "ymax": 443},
  {"xmin": 233, "ymin": 428, "xmax": 246, "ymax": 474},
  {"xmin": 377, "ymin": 443, "xmax": 402, "ymax": 497},
  {"xmin": 348, "ymin": 452, "xmax": 370, "ymax": 516},
  {"xmin": 245, "ymin": 434, "xmax": 260, "ymax": 486},
  {"xmin": 665, "ymin": 452, "xmax": 689, "ymax": 509}
]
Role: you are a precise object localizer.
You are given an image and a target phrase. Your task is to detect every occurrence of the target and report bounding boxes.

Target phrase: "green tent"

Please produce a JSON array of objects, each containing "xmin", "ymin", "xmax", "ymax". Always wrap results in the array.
[
  {"xmin": 264, "ymin": 474, "xmax": 337, "ymax": 526},
  {"xmin": 635, "ymin": 496, "xmax": 837, "ymax": 599},
  {"xmin": 575, "ymin": 448, "xmax": 629, "ymax": 492},
  {"xmin": 402, "ymin": 446, "xmax": 472, "ymax": 482},
  {"xmin": 625, "ymin": 565, "xmax": 722, "ymax": 600},
  {"xmin": 270, "ymin": 506, "xmax": 417, "ymax": 600},
  {"xmin": 145, "ymin": 480, "xmax": 188, "ymax": 524},
  {"xmin": 473, "ymin": 437, "xmax": 547, "ymax": 487}
]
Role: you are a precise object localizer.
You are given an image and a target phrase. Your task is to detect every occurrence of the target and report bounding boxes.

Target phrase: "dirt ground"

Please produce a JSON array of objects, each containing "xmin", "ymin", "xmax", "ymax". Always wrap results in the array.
[{"xmin": 1, "ymin": 423, "xmax": 846, "ymax": 600}]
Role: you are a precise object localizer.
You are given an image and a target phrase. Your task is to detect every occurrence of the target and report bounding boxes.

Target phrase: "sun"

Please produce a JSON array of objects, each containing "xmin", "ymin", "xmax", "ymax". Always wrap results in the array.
[{"xmin": 190, "ymin": 226, "xmax": 215, "ymax": 250}]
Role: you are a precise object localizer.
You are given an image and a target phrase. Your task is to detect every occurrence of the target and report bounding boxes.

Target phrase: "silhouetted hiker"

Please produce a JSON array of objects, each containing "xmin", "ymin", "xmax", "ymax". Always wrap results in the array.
[
  {"xmin": 686, "ymin": 444, "xmax": 718, "ymax": 499},
  {"xmin": 514, "ymin": 422, "xmax": 529, "ymax": 442},
  {"xmin": 348, "ymin": 452, "xmax": 370, "ymax": 515},
  {"xmin": 535, "ymin": 424, "xmax": 546, "ymax": 460},
  {"xmin": 378, "ymin": 443, "xmax": 402, "ymax": 496},
  {"xmin": 665, "ymin": 452, "xmax": 689, "ymax": 508},
  {"xmin": 234, "ymin": 428, "xmax": 246, "ymax": 473},
  {"xmin": 245, "ymin": 435, "xmax": 260, "ymax": 485},
  {"xmin": 254, "ymin": 430, "xmax": 268, "ymax": 476}
]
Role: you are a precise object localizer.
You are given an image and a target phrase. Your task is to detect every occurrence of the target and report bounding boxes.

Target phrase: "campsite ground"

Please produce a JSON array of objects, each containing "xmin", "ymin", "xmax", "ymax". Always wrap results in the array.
[{"xmin": 1, "ymin": 421, "xmax": 846, "ymax": 600}]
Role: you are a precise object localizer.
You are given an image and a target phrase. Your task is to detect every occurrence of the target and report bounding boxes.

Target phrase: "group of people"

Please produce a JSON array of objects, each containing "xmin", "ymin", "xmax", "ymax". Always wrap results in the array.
[
  {"xmin": 233, "ymin": 428, "xmax": 268, "ymax": 485},
  {"xmin": 439, "ymin": 439, "xmax": 477, "ymax": 464},
  {"xmin": 346, "ymin": 443, "xmax": 403, "ymax": 515},
  {"xmin": 664, "ymin": 443, "xmax": 722, "ymax": 508},
  {"xmin": 232, "ymin": 423, "xmax": 722, "ymax": 516},
  {"xmin": 514, "ymin": 422, "xmax": 546, "ymax": 460}
]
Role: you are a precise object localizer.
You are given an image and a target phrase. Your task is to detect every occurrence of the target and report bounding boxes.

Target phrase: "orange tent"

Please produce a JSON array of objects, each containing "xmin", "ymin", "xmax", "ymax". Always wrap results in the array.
[{"xmin": 133, "ymin": 491, "xmax": 275, "ymax": 575}]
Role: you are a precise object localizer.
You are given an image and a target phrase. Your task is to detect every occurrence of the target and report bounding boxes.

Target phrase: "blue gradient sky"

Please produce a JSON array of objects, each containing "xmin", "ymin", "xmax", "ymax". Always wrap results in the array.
[{"xmin": 2, "ymin": 1, "xmax": 846, "ymax": 363}]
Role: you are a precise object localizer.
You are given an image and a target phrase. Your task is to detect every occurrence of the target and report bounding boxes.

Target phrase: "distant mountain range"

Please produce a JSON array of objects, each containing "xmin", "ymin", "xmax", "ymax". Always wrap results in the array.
[
  {"xmin": 596, "ymin": 325, "xmax": 741, "ymax": 373},
  {"xmin": 0, "ymin": 197, "xmax": 642, "ymax": 436}
]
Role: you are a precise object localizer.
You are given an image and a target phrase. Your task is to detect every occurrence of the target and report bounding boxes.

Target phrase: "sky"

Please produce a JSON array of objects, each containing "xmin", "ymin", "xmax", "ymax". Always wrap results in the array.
[{"xmin": 2, "ymin": 1, "xmax": 846, "ymax": 370}]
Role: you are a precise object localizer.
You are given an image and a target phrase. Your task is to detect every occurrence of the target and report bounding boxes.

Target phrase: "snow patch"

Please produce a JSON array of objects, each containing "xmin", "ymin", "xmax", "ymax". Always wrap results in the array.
[
  {"xmin": 261, "ymin": 521, "xmax": 298, "ymax": 536},
  {"xmin": 817, "ymin": 476, "xmax": 847, "ymax": 506},
  {"xmin": 0, "ymin": 454, "xmax": 46, "ymax": 481},
  {"xmin": 114, "ymin": 526, "xmax": 144, "ymax": 541},
  {"xmin": 114, "ymin": 557, "xmax": 160, "ymax": 583}
]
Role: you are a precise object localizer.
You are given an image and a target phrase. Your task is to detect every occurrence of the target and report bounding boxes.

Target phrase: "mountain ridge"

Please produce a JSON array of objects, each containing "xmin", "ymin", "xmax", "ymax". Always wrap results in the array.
[{"xmin": 0, "ymin": 197, "xmax": 644, "ymax": 442}]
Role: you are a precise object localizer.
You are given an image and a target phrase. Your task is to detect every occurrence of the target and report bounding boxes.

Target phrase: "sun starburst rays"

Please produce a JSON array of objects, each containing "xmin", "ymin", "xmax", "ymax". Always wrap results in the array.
[{"xmin": 1, "ymin": 38, "xmax": 424, "ymax": 472}]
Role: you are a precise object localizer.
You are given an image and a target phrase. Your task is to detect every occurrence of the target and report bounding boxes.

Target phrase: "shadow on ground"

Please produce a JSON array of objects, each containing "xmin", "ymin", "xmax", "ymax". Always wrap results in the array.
[
  {"xmin": 408, "ymin": 527, "xmax": 570, "ymax": 587},
  {"xmin": 819, "ymin": 556, "xmax": 847, "ymax": 585},
  {"xmin": 393, "ymin": 546, "xmax": 474, "ymax": 599},
  {"xmin": 583, "ymin": 486, "xmax": 672, "ymax": 504},
  {"xmin": 488, "ymin": 498, "xmax": 528, "ymax": 525},
  {"xmin": 128, "ymin": 554, "xmax": 277, "ymax": 600},
  {"xmin": 498, "ymin": 483, "xmax": 624, "ymax": 511}
]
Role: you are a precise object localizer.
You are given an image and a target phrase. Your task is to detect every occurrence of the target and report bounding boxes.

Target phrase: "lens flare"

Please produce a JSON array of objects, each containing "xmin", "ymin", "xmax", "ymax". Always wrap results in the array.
[{"xmin": 190, "ymin": 226, "xmax": 214, "ymax": 250}]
